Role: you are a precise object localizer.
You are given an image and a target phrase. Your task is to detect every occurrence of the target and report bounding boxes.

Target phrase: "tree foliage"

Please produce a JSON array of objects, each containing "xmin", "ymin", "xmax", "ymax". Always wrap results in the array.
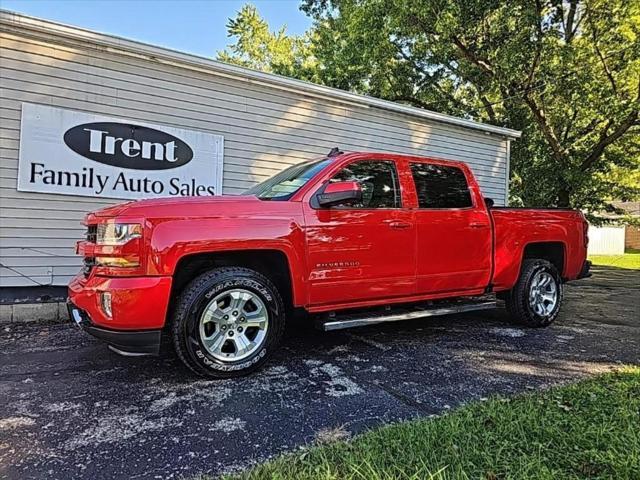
[
  {"xmin": 217, "ymin": 5, "xmax": 320, "ymax": 82},
  {"xmin": 218, "ymin": 1, "xmax": 640, "ymax": 220}
]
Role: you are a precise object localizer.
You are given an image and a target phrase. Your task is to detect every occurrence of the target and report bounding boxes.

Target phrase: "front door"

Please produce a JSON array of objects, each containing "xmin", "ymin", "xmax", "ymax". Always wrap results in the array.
[{"xmin": 303, "ymin": 159, "xmax": 415, "ymax": 308}]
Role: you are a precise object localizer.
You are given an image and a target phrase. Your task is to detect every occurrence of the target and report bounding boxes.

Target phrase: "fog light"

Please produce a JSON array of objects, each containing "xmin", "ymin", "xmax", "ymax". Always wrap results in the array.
[{"xmin": 100, "ymin": 292, "xmax": 113, "ymax": 318}]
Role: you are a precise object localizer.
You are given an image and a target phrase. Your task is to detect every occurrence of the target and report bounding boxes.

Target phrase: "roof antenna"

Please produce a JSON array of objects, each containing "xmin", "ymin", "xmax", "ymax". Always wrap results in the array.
[{"xmin": 327, "ymin": 147, "xmax": 343, "ymax": 157}]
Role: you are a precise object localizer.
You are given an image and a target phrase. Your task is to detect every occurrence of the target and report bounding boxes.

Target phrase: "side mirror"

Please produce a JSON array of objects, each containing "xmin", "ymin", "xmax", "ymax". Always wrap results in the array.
[
  {"xmin": 484, "ymin": 197, "xmax": 495, "ymax": 208},
  {"xmin": 317, "ymin": 181, "xmax": 362, "ymax": 208}
]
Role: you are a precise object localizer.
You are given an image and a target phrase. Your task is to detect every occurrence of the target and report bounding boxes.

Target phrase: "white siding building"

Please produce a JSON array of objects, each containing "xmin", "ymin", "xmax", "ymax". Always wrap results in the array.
[{"xmin": 0, "ymin": 10, "xmax": 521, "ymax": 290}]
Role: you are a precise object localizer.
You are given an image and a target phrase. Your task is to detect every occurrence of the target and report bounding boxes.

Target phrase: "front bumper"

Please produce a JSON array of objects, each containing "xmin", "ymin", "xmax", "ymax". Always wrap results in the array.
[
  {"xmin": 67, "ymin": 272, "xmax": 172, "ymax": 356},
  {"xmin": 577, "ymin": 260, "xmax": 592, "ymax": 279},
  {"xmin": 67, "ymin": 302, "xmax": 161, "ymax": 355},
  {"xmin": 68, "ymin": 273, "xmax": 172, "ymax": 330}
]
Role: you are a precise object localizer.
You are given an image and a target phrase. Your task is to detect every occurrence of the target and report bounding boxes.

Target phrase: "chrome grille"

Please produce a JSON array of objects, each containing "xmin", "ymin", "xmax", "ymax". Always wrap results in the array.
[
  {"xmin": 82, "ymin": 257, "xmax": 96, "ymax": 277},
  {"xmin": 84, "ymin": 224, "xmax": 98, "ymax": 277},
  {"xmin": 86, "ymin": 224, "xmax": 97, "ymax": 243}
]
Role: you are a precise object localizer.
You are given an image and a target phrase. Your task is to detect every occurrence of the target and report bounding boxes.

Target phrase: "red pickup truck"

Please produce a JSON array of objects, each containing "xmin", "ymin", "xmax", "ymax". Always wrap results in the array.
[{"xmin": 68, "ymin": 150, "xmax": 591, "ymax": 377}]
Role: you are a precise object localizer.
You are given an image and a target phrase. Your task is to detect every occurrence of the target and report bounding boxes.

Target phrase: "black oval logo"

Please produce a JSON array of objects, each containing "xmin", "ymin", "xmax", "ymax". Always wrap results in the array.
[{"xmin": 63, "ymin": 122, "xmax": 193, "ymax": 170}]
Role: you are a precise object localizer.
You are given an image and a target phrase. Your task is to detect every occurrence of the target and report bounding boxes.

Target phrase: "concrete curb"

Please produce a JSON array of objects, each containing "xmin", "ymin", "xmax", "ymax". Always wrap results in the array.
[{"xmin": 0, "ymin": 302, "xmax": 70, "ymax": 324}]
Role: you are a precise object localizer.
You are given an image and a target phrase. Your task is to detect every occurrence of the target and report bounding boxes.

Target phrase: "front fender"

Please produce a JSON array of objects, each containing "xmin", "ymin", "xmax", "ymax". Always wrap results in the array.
[{"xmin": 145, "ymin": 217, "xmax": 308, "ymax": 306}]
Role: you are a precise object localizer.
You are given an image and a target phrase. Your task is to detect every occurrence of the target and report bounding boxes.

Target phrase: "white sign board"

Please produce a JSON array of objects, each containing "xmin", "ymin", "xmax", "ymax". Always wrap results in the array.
[{"xmin": 18, "ymin": 103, "xmax": 224, "ymax": 200}]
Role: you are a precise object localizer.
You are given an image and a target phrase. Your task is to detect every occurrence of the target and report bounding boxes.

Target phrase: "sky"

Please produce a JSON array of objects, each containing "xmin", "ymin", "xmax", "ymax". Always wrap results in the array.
[{"xmin": 0, "ymin": 0, "xmax": 312, "ymax": 58}]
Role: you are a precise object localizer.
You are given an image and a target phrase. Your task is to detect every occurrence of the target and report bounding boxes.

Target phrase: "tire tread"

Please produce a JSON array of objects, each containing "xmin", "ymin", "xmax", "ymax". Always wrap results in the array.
[
  {"xmin": 171, "ymin": 267, "xmax": 285, "ymax": 378},
  {"xmin": 505, "ymin": 259, "xmax": 563, "ymax": 328}
]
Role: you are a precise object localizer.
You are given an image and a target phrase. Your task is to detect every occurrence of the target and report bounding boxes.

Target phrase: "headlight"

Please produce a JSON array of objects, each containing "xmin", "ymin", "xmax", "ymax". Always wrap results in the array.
[{"xmin": 97, "ymin": 223, "xmax": 142, "ymax": 245}]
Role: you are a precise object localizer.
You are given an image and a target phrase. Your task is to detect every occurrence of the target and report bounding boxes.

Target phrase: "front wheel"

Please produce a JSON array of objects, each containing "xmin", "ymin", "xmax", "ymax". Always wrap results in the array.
[
  {"xmin": 505, "ymin": 259, "xmax": 563, "ymax": 327},
  {"xmin": 171, "ymin": 267, "xmax": 285, "ymax": 378}
]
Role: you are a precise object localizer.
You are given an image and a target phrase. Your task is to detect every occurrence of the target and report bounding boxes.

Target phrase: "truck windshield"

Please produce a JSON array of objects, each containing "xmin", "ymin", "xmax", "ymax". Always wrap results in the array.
[{"xmin": 244, "ymin": 158, "xmax": 333, "ymax": 200}]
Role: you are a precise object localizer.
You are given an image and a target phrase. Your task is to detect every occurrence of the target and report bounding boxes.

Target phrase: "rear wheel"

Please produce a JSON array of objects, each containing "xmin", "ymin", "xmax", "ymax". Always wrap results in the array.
[
  {"xmin": 505, "ymin": 259, "xmax": 563, "ymax": 327},
  {"xmin": 171, "ymin": 267, "xmax": 285, "ymax": 378}
]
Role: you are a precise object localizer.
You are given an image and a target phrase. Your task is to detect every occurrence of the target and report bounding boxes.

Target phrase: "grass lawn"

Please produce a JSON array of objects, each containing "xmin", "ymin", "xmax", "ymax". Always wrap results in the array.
[
  {"xmin": 225, "ymin": 367, "xmax": 640, "ymax": 480},
  {"xmin": 589, "ymin": 251, "xmax": 640, "ymax": 270}
]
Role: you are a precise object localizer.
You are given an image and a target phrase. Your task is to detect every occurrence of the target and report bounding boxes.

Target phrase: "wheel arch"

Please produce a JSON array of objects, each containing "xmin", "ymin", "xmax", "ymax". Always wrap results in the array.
[
  {"xmin": 520, "ymin": 241, "xmax": 567, "ymax": 277},
  {"xmin": 169, "ymin": 249, "xmax": 298, "ymax": 316}
]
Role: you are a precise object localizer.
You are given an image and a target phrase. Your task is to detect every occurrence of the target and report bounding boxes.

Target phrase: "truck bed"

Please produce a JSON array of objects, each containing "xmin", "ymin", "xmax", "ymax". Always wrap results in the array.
[{"xmin": 490, "ymin": 207, "xmax": 587, "ymax": 290}]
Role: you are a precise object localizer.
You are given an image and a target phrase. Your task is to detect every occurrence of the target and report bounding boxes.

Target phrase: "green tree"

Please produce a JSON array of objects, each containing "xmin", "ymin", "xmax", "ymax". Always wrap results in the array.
[
  {"xmin": 219, "ymin": 1, "xmax": 640, "ymax": 218},
  {"xmin": 217, "ymin": 4, "xmax": 320, "ymax": 82}
]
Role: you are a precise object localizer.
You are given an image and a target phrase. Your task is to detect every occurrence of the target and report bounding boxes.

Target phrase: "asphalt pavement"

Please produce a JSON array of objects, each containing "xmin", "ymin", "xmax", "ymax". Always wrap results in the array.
[{"xmin": 1, "ymin": 266, "xmax": 638, "ymax": 479}]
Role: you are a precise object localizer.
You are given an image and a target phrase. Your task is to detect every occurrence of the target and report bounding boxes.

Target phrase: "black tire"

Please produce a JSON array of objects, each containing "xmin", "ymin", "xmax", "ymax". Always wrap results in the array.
[
  {"xmin": 505, "ymin": 259, "xmax": 564, "ymax": 327},
  {"xmin": 171, "ymin": 267, "xmax": 285, "ymax": 378}
]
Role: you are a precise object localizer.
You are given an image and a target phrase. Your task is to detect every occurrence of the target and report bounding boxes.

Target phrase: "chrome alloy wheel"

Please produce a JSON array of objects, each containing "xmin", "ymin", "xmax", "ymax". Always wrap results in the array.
[
  {"xmin": 528, "ymin": 271, "xmax": 558, "ymax": 317},
  {"xmin": 198, "ymin": 289, "xmax": 269, "ymax": 361}
]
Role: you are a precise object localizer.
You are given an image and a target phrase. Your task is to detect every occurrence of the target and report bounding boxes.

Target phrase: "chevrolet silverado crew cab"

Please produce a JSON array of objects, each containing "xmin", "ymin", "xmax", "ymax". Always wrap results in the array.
[{"xmin": 68, "ymin": 150, "xmax": 591, "ymax": 378}]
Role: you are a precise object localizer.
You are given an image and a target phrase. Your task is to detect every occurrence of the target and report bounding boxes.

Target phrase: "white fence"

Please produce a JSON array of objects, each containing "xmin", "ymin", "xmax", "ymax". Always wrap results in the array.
[{"xmin": 588, "ymin": 226, "xmax": 626, "ymax": 255}]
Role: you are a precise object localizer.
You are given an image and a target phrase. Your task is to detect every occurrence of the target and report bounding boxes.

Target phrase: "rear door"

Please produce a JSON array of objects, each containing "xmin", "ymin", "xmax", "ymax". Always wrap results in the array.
[
  {"xmin": 302, "ymin": 158, "xmax": 416, "ymax": 307},
  {"xmin": 410, "ymin": 161, "xmax": 492, "ymax": 294}
]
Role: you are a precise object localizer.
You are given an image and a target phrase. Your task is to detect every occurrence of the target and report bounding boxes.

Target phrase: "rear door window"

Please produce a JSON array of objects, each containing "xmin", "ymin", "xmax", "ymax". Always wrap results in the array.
[{"xmin": 410, "ymin": 163, "xmax": 473, "ymax": 209}]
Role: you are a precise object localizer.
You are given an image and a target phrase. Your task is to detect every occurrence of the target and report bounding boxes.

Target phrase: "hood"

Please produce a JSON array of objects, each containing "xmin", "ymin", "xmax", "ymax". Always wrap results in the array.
[{"xmin": 92, "ymin": 195, "xmax": 265, "ymax": 219}]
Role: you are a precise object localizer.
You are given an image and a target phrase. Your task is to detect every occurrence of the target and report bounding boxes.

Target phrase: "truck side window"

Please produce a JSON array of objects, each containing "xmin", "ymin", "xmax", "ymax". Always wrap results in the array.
[
  {"xmin": 410, "ymin": 163, "xmax": 473, "ymax": 209},
  {"xmin": 331, "ymin": 160, "xmax": 401, "ymax": 208}
]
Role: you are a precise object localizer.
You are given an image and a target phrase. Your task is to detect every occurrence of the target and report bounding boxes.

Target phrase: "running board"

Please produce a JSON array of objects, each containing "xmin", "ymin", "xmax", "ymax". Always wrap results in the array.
[{"xmin": 316, "ymin": 295, "xmax": 497, "ymax": 331}]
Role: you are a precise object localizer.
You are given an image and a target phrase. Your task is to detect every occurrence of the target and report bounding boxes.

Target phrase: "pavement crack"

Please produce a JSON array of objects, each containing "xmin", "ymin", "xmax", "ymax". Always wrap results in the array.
[
  {"xmin": 365, "ymin": 378, "xmax": 435, "ymax": 415},
  {"xmin": 345, "ymin": 333, "xmax": 392, "ymax": 351}
]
